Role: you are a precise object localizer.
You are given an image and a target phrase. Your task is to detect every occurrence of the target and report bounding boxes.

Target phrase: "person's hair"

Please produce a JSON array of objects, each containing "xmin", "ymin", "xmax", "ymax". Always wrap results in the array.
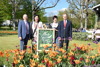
[
  {"xmin": 53, "ymin": 15, "xmax": 58, "ymax": 20},
  {"xmin": 34, "ymin": 15, "xmax": 40, "ymax": 22},
  {"xmin": 63, "ymin": 13, "xmax": 67, "ymax": 16},
  {"xmin": 23, "ymin": 14, "xmax": 28, "ymax": 18}
]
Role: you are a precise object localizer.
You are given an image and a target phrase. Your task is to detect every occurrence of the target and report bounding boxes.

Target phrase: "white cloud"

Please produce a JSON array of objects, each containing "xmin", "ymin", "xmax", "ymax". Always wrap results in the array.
[
  {"xmin": 45, "ymin": 8, "xmax": 68, "ymax": 17},
  {"xmin": 59, "ymin": 8, "xmax": 68, "ymax": 11}
]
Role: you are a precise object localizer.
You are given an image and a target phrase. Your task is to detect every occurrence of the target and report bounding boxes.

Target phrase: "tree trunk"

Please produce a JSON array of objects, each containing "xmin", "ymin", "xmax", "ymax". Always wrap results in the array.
[
  {"xmin": 80, "ymin": 20, "xmax": 83, "ymax": 28},
  {"xmin": 85, "ymin": 13, "xmax": 88, "ymax": 30},
  {"xmin": 12, "ymin": 0, "xmax": 16, "ymax": 31},
  {"xmin": 85, "ymin": 14, "xmax": 88, "ymax": 29},
  {"xmin": 32, "ymin": 11, "xmax": 35, "ymax": 21},
  {"xmin": 84, "ymin": 0, "xmax": 88, "ymax": 30}
]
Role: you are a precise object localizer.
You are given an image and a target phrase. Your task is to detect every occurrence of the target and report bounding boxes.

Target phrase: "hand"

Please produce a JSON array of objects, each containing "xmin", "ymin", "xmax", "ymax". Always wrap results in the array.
[
  {"xmin": 58, "ymin": 37, "xmax": 61, "ymax": 40},
  {"xmin": 32, "ymin": 38, "xmax": 34, "ymax": 41},
  {"xmin": 55, "ymin": 29, "xmax": 58, "ymax": 31},
  {"xmin": 68, "ymin": 37, "xmax": 72, "ymax": 41},
  {"xmin": 19, "ymin": 37, "xmax": 22, "ymax": 40},
  {"xmin": 69, "ymin": 38, "xmax": 72, "ymax": 41}
]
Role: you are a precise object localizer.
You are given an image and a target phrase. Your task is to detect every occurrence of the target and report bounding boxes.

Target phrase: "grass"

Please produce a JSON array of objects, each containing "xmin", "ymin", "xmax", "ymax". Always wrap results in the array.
[
  {"xmin": 0, "ymin": 35, "xmax": 99, "ymax": 51},
  {"xmin": 0, "ymin": 35, "xmax": 31, "ymax": 50}
]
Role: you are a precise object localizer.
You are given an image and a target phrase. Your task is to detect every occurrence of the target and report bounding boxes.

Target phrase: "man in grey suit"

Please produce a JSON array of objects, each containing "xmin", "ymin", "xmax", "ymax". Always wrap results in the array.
[{"xmin": 18, "ymin": 14, "xmax": 30, "ymax": 50}]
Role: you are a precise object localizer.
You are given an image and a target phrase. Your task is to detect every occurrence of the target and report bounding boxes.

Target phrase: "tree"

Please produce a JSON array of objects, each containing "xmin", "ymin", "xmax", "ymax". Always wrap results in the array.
[
  {"xmin": 31, "ymin": 0, "xmax": 60, "ymax": 20},
  {"xmin": 0, "ymin": 13, "xmax": 3, "ymax": 28},
  {"xmin": 58, "ymin": 9, "xmax": 71, "ymax": 21},
  {"xmin": 0, "ymin": 0, "xmax": 12, "ymax": 28},
  {"xmin": 0, "ymin": 0, "xmax": 47, "ymax": 30},
  {"xmin": 57, "ymin": 9, "xmax": 80, "ymax": 29},
  {"xmin": 0, "ymin": 0, "xmax": 12, "ymax": 20},
  {"xmin": 16, "ymin": 0, "xmax": 47, "ymax": 22},
  {"xmin": 66, "ymin": 0, "xmax": 95, "ymax": 29},
  {"xmin": 95, "ymin": 0, "xmax": 100, "ymax": 4}
]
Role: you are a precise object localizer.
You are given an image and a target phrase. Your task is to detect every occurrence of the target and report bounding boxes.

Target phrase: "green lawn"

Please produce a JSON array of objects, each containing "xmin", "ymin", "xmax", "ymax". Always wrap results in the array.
[
  {"xmin": 0, "ymin": 35, "xmax": 99, "ymax": 51},
  {"xmin": 0, "ymin": 35, "xmax": 31, "ymax": 50}
]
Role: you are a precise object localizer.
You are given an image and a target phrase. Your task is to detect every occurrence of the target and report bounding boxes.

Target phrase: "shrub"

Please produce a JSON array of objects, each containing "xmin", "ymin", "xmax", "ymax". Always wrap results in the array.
[{"xmin": 72, "ymin": 32, "xmax": 89, "ymax": 41}]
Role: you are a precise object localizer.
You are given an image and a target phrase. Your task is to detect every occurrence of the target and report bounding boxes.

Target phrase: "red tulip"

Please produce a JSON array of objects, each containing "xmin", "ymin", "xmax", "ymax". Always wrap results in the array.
[
  {"xmin": 71, "ymin": 56, "xmax": 75, "ymax": 60},
  {"xmin": 92, "ymin": 61, "xmax": 95, "ymax": 64},
  {"xmin": 80, "ymin": 58, "xmax": 84, "ymax": 61}
]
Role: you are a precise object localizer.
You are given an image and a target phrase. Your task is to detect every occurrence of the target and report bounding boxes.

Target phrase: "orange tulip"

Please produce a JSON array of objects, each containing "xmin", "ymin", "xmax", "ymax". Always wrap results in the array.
[
  {"xmin": 60, "ymin": 48, "xmax": 66, "ymax": 53},
  {"xmin": 27, "ymin": 49, "xmax": 32, "ymax": 53},
  {"xmin": 68, "ymin": 51, "xmax": 74, "ymax": 56},
  {"xmin": 14, "ymin": 59, "xmax": 19, "ymax": 64},
  {"xmin": 98, "ymin": 50, "xmax": 100, "ymax": 53},
  {"xmin": 53, "ymin": 43, "xmax": 57, "ymax": 47},
  {"xmin": 85, "ymin": 59, "xmax": 89, "ymax": 63},
  {"xmin": 30, "ymin": 59, "xmax": 35, "ymax": 63},
  {"xmin": 38, "ymin": 64, "xmax": 46, "ymax": 67},
  {"xmin": 57, "ymin": 58, "xmax": 62, "ymax": 63},
  {"xmin": 44, "ymin": 58, "xmax": 49, "ymax": 63},
  {"xmin": 19, "ymin": 64, "xmax": 24, "ymax": 67},
  {"xmin": 55, "ymin": 46, "xmax": 59, "ymax": 51},
  {"xmin": 48, "ymin": 51, "xmax": 58, "ymax": 57},
  {"xmin": 30, "ymin": 62, "xmax": 36, "ymax": 67},
  {"xmin": 0, "ymin": 51, "xmax": 4, "ymax": 57},
  {"xmin": 91, "ymin": 56, "xmax": 95, "ymax": 59},
  {"xmin": 95, "ymin": 54, "xmax": 98, "ymax": 57},
  {"xmin": 48, "ymin": 61, "xmax": 54, "ymax": 66},
  {"xmin": 45, "ymin": 50, "xmax": 49, "ymax": 53},
  {"xmin": 74, "ymin": 60, "xmax": 81, "ymax": 64},
  {"xmin": 43, "ymin": 45, "xmax": 49, "ymax": 49},
  {"xmin": 85, "ymin": 55, "xmax": 90, "ymax": 59},
  {"xmin": 5, "ymin": 53, "xmax": 10, "ymax": 57},
  {"xmin": 33, "ymin": 54, "xmax": 39, "ymax": 58},
  {"xmin": 73, "ymin": 43, "xmax": 77, "ymax": 47},
  {"xmin": 63, "ymin": 55, "xmax": 67, "ymax": 58},
  {"xmin": 20, "ymin": 50, "xmax": 26, "ymax": 55},
  {"xmin": 19, "ymin": 56, "xmax": 24, "ymax": 60}
]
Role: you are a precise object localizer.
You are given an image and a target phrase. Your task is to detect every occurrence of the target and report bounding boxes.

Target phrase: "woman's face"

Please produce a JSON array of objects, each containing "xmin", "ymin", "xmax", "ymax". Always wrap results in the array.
[
  {"xmin": 53, "ymin": 18, "xmax": 57, "ymax": 22},
  {"xmin": 34, "ymin": 16, "xmax": 39, "ymax": 22}
]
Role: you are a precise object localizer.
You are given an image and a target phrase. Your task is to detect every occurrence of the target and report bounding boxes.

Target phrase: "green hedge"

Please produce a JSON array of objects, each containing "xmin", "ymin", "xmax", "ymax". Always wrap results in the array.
[{"xmin": 72, "ymin": 32, "xmax": 89, "ymax": 40}]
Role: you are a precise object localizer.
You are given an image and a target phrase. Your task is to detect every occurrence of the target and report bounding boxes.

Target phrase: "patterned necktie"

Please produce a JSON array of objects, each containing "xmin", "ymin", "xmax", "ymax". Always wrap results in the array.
[
  {"xmin": 64, "ymin": 20, "xmax": 66, "ymax": 28},
  {"xmin": 25, "ymin": 22, "xmax": 29, "ymax": 34}
]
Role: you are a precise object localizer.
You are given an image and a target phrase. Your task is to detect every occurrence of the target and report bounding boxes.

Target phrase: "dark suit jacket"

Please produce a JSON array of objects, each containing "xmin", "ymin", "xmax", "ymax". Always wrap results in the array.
[
  {"xmin": 30, "ymin": 22, "xmax": 34, "ymax": 39},
  {"xmin": 57, "ymin": 20, "xmax": 72, "ymax": 39},
  {"xmin": 18, "ymin": 20, "xmax": 31, "ymax": 39}
]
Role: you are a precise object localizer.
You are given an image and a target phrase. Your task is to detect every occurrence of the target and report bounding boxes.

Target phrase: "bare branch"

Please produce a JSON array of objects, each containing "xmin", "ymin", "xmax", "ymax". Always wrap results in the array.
[
  {"xmin": 35, "ymin": 0, "xmax": 45, "ymax": 10},
  {"xmin": 39, "ymin": 0, "xmax": 59, "ymax": 10},
  {"xmin": 36, "ymin": 0, "xmax": 44, "ymax": 6},
  {"xmin": 33, "ymin": 0, "xmax": 60, "ymax": 11}
]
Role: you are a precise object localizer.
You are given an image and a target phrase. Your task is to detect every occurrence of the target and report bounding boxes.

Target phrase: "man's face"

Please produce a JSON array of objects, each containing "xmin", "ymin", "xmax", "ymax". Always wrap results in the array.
[
  {"xmin": 23, "ymin": 15, "xmax": 28, "ymax": 20},
  {"xmin": 63, "ymin": 14, "xmax": 67, "ymax": 20}
]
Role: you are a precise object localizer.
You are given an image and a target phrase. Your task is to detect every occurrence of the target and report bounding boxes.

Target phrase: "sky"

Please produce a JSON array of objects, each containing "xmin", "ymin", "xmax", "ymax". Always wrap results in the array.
[{"xmin": 45, "ymin": 0, "xmax": 69, "ymax": 16}]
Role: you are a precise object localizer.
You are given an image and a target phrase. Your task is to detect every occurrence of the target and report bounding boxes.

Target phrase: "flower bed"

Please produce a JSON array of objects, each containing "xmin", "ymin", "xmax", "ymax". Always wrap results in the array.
[
  {"xmin": 0, "ymin": 43, "xmax": 100, "ymax": 67},
  {"xmin": 0, "ymin": 31, "xmax": 18, "ymax": 35}
]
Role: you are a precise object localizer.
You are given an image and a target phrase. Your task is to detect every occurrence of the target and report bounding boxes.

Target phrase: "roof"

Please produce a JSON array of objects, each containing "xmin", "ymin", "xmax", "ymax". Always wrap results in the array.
[
  {"xmin": 92, "ymin": 4, "xmax": 100, "ymax": 15},
  {"xmin": 92, "ymin": 4, "xmax": 100, "ymax": 10}
]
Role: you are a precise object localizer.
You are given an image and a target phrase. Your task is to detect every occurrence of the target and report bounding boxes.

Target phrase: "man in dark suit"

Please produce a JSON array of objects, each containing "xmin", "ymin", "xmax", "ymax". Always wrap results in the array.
[
  {"xmin": 57, "ymin": 13, "xmax": 72, "ymax": 51},
  {"xmin": 18, "ymin": 14, "xmax": 30, "ymax": 50}
]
